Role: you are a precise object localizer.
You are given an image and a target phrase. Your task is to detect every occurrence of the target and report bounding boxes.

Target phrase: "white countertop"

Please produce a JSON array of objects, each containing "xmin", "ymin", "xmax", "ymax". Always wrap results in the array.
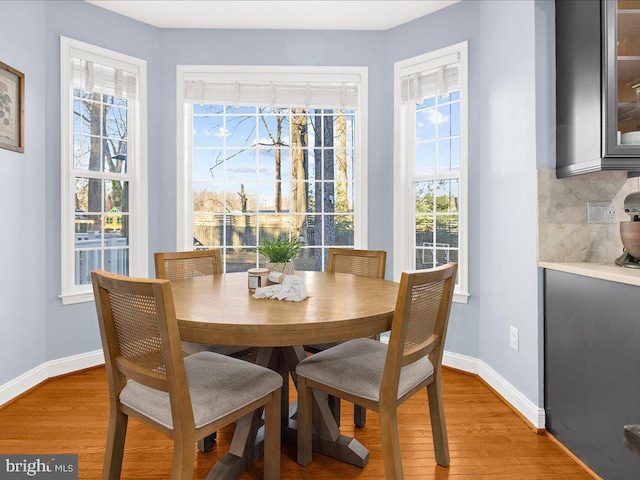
[{"xmin": 539, "ymin": 261, "xmax": 640, "ymax": 287}]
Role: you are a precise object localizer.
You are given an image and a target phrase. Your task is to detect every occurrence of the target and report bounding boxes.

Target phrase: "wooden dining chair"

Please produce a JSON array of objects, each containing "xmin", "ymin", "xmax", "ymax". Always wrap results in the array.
[
  {"xmin": 296, "ymin": 263, "xmax": 457, "ymax": 480},
  {"xmin": 154, "ymin": 250, "xmax": 253, "ymax": 358},
  {"xmin": 304, "ymin": 247, "xmax": 387, "ymax": 428},
  {"xmin": 91, "ymin": 270, "xmax": 282, "ymax": 480}
]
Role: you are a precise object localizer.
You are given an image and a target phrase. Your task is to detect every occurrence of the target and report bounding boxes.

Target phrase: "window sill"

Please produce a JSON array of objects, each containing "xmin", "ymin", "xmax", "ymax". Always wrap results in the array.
[
  {"xmin": 453, "ymin": 292, "xmax": 469, "ymax": 304},
  {"xmin": 59, "ymin": 291, "xmax": 94, "ymax": 306}
]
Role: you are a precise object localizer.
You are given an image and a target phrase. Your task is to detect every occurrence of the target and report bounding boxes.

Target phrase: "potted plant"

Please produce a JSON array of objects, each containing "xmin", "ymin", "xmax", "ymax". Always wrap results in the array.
[{"xmin": 257, "ymin": 236, "xmax": 305, "ymax": 275}]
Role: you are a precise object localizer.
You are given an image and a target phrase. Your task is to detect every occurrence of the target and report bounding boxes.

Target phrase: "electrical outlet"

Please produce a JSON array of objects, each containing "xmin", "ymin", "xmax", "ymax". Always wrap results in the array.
[
  {"xmin": 587, "ymin": 201, "xmax": 617, "ymax": 224},
  {"xmin": 510, "ymin": 326, "xmax": 519, "ymax": 352}
]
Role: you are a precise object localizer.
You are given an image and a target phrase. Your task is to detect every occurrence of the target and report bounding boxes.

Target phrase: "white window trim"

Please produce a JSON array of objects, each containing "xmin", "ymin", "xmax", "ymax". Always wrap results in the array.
[
  {"xmin": 393, "ymin": 41, "xmax": 469, "ymax": 303},
  {"xmin": 60, "ymin": 37, "xmax": 148, "ymax": 305},
  {"xmin": 176, "ymin": 65, "xmax": 368, "ymax": 252}
]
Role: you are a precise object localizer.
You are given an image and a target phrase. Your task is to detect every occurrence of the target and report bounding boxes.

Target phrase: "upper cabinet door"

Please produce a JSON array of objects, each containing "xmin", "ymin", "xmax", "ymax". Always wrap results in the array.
[{"xmin": 605, "ymin": 0, "xmax": 640, "ymax": 156}]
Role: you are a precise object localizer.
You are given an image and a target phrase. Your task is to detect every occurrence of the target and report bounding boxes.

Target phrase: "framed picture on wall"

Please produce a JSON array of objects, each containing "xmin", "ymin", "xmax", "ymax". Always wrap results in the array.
[{"xmin": 0, "ymin": 61, "xmax": 24, "ymax": 153}]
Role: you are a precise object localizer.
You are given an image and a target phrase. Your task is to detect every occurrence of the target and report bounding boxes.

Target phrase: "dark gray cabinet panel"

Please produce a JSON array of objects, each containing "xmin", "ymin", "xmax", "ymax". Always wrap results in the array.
[
  {"xmin": 555, "ymin": 0, "xmax": 640, "ymax": 177},
  {"xmin": 545, "ymin": 269, "xmax": 640, "ymax": 479}
]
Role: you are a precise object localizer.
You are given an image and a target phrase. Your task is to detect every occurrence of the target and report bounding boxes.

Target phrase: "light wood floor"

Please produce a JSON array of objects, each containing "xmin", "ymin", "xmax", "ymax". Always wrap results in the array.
[{"xmin": 0, "ymin": 366, "xmax": 592, "ymax": 479}]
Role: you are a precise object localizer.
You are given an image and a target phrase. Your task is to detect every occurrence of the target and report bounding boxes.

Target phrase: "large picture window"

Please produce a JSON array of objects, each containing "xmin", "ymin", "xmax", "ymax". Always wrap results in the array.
[
  {"xmin": 60, "ymin": 37, "xmax": 147, "ymax": 304},
  {"xmin": 177, "ymin": 67, "xmax": 367, "ymax": 272},
  {"xmin": 394, "ymin": 42, "xmax": 468, "ymax": 302}
]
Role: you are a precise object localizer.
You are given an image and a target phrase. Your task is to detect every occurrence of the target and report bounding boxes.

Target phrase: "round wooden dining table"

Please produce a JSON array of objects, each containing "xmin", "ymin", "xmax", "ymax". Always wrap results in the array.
[{"xmin": 171, "ymin": 271, "xmax": 399, "ymax": 479}]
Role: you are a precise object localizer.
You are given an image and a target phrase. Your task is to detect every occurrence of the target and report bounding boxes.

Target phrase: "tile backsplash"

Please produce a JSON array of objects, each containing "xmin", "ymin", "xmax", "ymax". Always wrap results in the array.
[{"xmin": 537, "ymin": 168, "xmax": 640, "ymax": 263}]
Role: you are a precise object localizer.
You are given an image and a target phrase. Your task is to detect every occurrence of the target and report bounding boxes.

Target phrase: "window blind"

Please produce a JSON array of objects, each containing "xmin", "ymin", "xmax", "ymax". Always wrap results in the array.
[
  {"xmin": 400, "ymin": 52, "xmax": 460, "ymax": 105},
  {"xmin": 183, "ymin": 76, "xmax": 360, "ymax": 109},
  {"xmin": 70, "ymin": 48, "xmax": 138, "ymax": 99}
]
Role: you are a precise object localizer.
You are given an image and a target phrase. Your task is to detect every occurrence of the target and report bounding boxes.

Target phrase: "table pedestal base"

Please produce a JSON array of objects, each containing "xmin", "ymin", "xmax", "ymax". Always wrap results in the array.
[{"xmin": 207, "ymin": 346, "xmax": 369, "ymax": 479}]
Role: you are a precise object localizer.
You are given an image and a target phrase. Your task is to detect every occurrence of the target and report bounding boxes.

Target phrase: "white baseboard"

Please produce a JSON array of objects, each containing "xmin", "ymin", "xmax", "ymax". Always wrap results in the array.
[
  {"xmin": 478, "ymin": 360, "xmax": 545, "ymax": 429},
  {"xmin": 0, "ymin": 350, "xmax": 104, "ymax": 407},
  {"xmin": 442, "ymin": 350, "xmax": 479, "ymax": 374}
]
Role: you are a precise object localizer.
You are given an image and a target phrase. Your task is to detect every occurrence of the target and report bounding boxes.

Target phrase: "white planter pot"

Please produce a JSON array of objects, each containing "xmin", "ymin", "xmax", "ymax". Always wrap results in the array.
[{"xmin": 266, "ymin": 261, "xmax": 295, "ymax": 276}]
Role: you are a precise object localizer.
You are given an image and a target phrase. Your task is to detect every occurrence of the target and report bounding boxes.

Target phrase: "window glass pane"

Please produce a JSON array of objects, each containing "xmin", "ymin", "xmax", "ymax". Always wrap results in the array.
[
  {"xmin": 332, "ymin": 148, "xmax": 353, "ymax": 181},
  {"xmin": 416, "ymin": 107, "xmax": 437, "ymax": 141},
  {"xmin": 416, "ymin": 247, "xmax": 435, "ymax": 269},
  {"xmin": 435, "ymin": 214, "xmax": 459, "ymax": 248},
  {"xmin": 105, "ymin": 180, "xmax": 128, "ymax": 213},
  {"xmin": 105, "ymin": 141, "xmax": 127, "ymax": 174},
  {"xmin": 296, "ymin": 214, "xmax": 322, "ymax": 246},
  {"xmin": 193, "ymin": 149, "xmax": 221, "ymax": 180},
  {"xmin": 333, "ymin": 113, "xmax": 354, "ymax": 149},
  {"xmin": 73, "ymin": 135, "xmax": 90, "ymax": 171},
  {"xmin": 415, "ymin": 215, "xmax": 434, "ymax": 248},
  {"xmin": 226, "ymin": 182, "xmax": 257, "ymax": 213},
  {"xmin": 437, "ymin": 103, "xmax": 452, "ymax": 137},
  {"xmin": 450, "ymin": 137, "xmax": 460, "ymax": 172},
  {"xmin": 294, "ymin": 247, "xmax": 322, "ymax": 272},
  {"xmin": 75, "ymin": 214, "xmax": 102, "ymax": 248},
  {"xmin": 73, "ymin": 99, "xmax": 89, "ymax": 135},
  {"xmin": 228, "ymin": 214, "xmax": 257, "ymax": 245},
  {"xmin": 258, "ymin": 113, "xmax": 290, "ymax": 147},
  {"xmin": 75, "ymin": 177, "xmax": 102, "ymax": 213},
  {"xmin": 260, "ymin": 148, "xmax": 291, "ymax": 181},
  {"xmin": 435, "ymin": 179, "xmax": 459, "ymax": 213},
  {"xmin": 259, "ymin": 215, "xmax": 292, "ymax": 243},
  {"xmin": 333, "ymin": 215, "xmax": 354, "ymax": 246},
  {"xmin": 104, "ymin": 106, "xmax": 127, "ymax": 140},
  {"xmin": 329, "ymin": 182, "xmax": 353, "ymax": 213},
  {"xmin": 226, "ymin": 115, "xmax": 256, "ymax": 147},
  {"xmin": 415, "ymin": 181, "xmax": 435, "ymax": 213},
  {"xmin": 74, "ymin": 250, "xmax": 101, "ymax": 285},
  {"xmin": 193, "ymin": 213, "xmax": 224, "ymax": 247},
  {"xmin": 226, "ymin": 248, "xmax": 257, "ymax": 272},
  {"xmin": 416, "ymin": 248, "xmax": 457, "ymax": 270},
  {"xmin": 260, "ymin": 181, "xmax": 291, "ymax": 213},
  {"xmin": 451, "ymin": 101, "xmax": 460, "ymax": 136},
  {"xmin": 438, "ymin": 138, "xmax": 451, "ymax": 172},
  {"xmin": 416, "ymin": 141, "xmax": 436, "ymax": 175},
  {"xmin": 193, "ymin": 182, "xmax": 226, "ymax": 213},
  {"xmin": 193, "ymin": 116, "xmax": 225, "ymax": 148},
  {"xmin": 450, "ymin": 91, "xmax": 460, "ymax": 101},
  {"xmin": 104, "ymin": 248, "xmax": 129, "ymax": 276},
  {"xmin": 226, "ymin": 149, "xmax": 257, "ymax": 182},
  {"xmin": 114, "ymin": 215, "xmax": 129, "ymax": 246}
]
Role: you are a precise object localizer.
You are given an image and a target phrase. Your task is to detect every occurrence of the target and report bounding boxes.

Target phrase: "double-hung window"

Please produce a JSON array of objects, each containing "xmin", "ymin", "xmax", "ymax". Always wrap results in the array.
[
  {"xmin": 177, "ymin": 67, "xmax": 367, "ymax": 272},
  {"xmin": 60, "ymin": 37, "xmax": 148, "ymax": 305},
  {"xmin": 394, "ymin": 42, "xmax": 468, "ymax": 302}
]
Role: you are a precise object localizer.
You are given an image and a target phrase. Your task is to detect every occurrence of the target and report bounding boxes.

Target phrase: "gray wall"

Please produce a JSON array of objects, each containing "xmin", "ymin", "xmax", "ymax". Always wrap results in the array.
[
  {"xmin": 0, "ymin": 1, "xmax": 46, "ymax": 385},
  {"xmin": 476, "ymin": 0, "xmax": 540, "ymax": 404},
  {"xmin": 0, "ymin": 0, "xmax": 552, "ymax": 410}
]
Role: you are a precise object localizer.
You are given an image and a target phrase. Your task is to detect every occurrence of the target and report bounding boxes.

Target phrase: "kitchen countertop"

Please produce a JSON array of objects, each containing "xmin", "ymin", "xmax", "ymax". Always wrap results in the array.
[{"xmin": 539, "ymin": 261, "xmax": 640, "ymax": 287}]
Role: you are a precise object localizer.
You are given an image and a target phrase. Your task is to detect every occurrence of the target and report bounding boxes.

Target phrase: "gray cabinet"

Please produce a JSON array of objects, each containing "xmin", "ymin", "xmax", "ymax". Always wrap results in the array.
[
  {"xmin": 556, "ymin": 0, "xmax": 640, "ymax": 177},
  {"xmin": 544, "ymin": 269, "xmax": 640, "ymax": 479}
]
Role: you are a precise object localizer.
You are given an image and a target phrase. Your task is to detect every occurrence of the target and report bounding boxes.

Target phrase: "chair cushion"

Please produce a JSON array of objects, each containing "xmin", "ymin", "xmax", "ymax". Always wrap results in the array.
[
  {"xmin": 296, "ymin": 338, "xmax": 434, "ymax": 402},
  {"xmin": 120, "ymin": 351, "xmax": 282, "ymax": 430}
]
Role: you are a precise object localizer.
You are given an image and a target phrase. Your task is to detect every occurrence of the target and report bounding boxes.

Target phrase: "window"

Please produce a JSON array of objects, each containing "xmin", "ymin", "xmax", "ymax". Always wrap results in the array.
[
  {"xmin": 177, "ymin": 67, "xmax": 367, "ymax": 272},
  {"xmin": 394, "ymin": 42, "xmax": 468, "ymax": 302},
  {"xmin": 60, "ymin": 37, "xmax": 147, "ymax": 305}
]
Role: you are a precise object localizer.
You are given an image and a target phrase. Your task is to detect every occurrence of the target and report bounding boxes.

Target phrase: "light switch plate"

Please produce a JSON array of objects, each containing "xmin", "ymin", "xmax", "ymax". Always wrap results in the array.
[{"xmin": 587, "ymin": 201, "xmax": 617, "ymax": 224}]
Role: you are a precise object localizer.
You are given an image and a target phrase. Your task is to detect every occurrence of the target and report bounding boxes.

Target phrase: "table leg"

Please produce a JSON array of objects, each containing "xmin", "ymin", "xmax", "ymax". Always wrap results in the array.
[{"xmin": 207, "ymin": 346, "xmax": 369, "ymax": 479}]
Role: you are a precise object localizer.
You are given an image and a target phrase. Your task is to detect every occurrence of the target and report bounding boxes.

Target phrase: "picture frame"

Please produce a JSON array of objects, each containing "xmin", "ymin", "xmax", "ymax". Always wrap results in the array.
[{"xmin": 0, "ymin": 61, "xmax": 24, "ymax": 153}]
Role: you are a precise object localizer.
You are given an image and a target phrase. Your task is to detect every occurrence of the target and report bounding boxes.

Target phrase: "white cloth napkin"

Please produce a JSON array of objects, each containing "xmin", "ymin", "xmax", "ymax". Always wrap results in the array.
[{"xmin": 252, "ymin": 275, "xmax": 308, "ymax": 302}]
